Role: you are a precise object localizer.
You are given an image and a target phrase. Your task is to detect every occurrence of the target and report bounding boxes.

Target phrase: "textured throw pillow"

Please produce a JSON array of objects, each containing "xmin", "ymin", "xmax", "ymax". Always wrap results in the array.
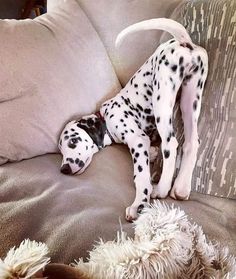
[
  {"xmin": 0, "ymin": 0, "xmax": 121, "ymax": 165},
  {"xmin": 152, "ymin": 0, "xmax": 236, "ymax": 199}
]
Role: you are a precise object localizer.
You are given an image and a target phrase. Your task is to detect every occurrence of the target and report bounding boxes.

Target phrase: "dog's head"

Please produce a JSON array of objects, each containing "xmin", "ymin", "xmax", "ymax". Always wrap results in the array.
[{"xmin": 58, "ymin": 114, "xmax": 107, "ymax": 175}]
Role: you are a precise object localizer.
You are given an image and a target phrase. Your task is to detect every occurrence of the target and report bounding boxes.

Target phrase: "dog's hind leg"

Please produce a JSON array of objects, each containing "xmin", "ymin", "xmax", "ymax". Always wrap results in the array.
[
  {"xmin": 170, "ymin": 51, "xmax": 208, "ymax": 200},
  {"xmin": 151, "ymin": 63, "xmax": 181, "ymax": 199},
  {"xmin": 126, "ymin": 134, "xmax": 153, "ymax": 222}
]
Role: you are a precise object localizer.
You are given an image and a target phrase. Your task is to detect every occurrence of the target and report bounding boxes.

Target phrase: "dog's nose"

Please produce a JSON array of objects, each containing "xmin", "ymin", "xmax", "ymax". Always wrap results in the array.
[{"xmin": 60, "ymin": 164, "xmax": 72, "ymax": 175}]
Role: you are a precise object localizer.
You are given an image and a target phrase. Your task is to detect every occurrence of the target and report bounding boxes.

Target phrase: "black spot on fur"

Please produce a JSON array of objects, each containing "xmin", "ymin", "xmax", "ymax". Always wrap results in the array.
[
  {"xmin": 193, "ymin": 100, "xmax": 198, "ymax": 111},
  {"xmin": 144, "ymin": 108, "xmax": 151, "ymax": 114},
  {"xmin": 66, "ymin": 158, "xmax": 74, "ymax": 163},
  {"xmin": 130, "ymin": 75, "xmax": 135, "ymax": 85},
  {"xmin": 137, "ymin": 204, "xmax": 144, "ymax": 214},
  {"xmin": 179, "ymin": 56, "xmax": 184, "ymax": 65},
  {"xmin": 146, "ymin": 90, "xmax": 152, "ymax": 96},
  {"xmin": 200, "ymin": 60, "xmax": 203, "ymax": 68},
  {"xmin": 131, "ymin": 148, "xmax": 135, "ymax": 154},
  {"xmin": 171, "ymin": 65, "xmax": 178, "ymax": 72},
  {"xmin": 142, "ymin": 198, "xmax": 148, "ymax": 202},
  {"xmin": 135, "ymin": 152, "xmax": 140, "ymax": 158},
  {"xmin": 146, "ymin": 116, "xmax": 155, "ymax": 124},
  {"xmin": 157, "ymin": 95, "xmax": 160, "ymax": 101},
  {"xmin": 137, "ymin": 104, "xmax": 144, "ymax": 111},
  {"xmin": 156, "ymin": 117, "xmax": 160, "ymax": 123},
  {"xmin": 171, "ymin": 48, "xmax": 175, "ymax": 54},
  {"xmin": 193, "ymin": 66, "xmax": 199, "ymax": 73},
  {"xmin": 138, "ymin": 165, "xmax": 143, "ymax": 172},
  {"xmin": 185, "ymin": 75, "xmax": 192, "ymax": 81},
  {"xmin": 144, "ymin": 188, "xmax": 148, "ymax": 195},
  {"xmin": 180, "ymin": 66, "xmax": 184, "ymax": 79},
  {"xmin": 87, "ymin": 118, "xmax": 94, "ymax": 126},
  {"xmin": 138, "ymin": 143, "xmax": 143, "ymax": 148},
  {"xmin": 134, "ymin": 84, "xmax": 138, "ymax": 88},
  {"xmin": 197, "ymin": 79, "xmax": 201, "ymax": 88},
  {"xmin": 164, "ymin": 150, "xmax": 170, "ymax": 159},
  {"xmin": 78, "ymin": 161, "xmax": 85, "ymax": 168}
]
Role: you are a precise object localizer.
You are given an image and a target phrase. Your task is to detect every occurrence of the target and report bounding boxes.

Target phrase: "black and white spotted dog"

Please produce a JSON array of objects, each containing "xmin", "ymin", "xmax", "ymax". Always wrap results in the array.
[{"xmin": 58, "ymin": 18, "xmax": 208, "ymax": 221}]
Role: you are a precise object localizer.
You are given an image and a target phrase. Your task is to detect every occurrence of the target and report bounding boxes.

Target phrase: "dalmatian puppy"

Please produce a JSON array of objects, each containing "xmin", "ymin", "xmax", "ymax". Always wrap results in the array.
[{"xmin": 58, "ymin": 18, "xmax": 208, "ymax": 222}]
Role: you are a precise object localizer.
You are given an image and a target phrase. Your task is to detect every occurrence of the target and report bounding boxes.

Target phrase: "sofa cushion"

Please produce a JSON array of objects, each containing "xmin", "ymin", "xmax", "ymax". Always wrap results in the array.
[
  {"xmin": 47, "ymin": 0, "xmax": 184, "ymax": 86},
  {"xmin": 152, "ymin": 0, "xmax": 236, "ymax": 199},
  {"xmin": 0, "ymin": 0, "xmax": 121, "ymax": 165},
  {"xmin": 0, "ymin": 149, "xmax": 235, "ymax": 263}
]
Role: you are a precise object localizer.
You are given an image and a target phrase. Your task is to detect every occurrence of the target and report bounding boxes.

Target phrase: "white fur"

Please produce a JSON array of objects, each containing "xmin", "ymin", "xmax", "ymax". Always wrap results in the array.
[
  {"xmin": 0, "ymin": 239, "xmax": 49, "ymax": 279},
  {"xmin": 1, "ymin": 204, "xmax": 235, "ymax": 278},
  {"xmin": 74, "ymin": 202, "xmax": 236, "ymax": 279},
  {"xmin": 115, "ymin": 18, "xmax": 193, "ymax": 47}
]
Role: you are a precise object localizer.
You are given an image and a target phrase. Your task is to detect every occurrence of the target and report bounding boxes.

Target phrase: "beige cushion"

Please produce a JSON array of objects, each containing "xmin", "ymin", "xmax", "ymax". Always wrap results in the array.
[
  {"xmin": 0, "ymin": 0, "xmax": 121, "ymax": 165},
  {"xmin": 153, "ymin": 0, "xmax": 236, "ymax": 199},
  {"xmin": 48, "ymin": 0, "xmax": 183, "ymax": 86},
  {"xmin": 0, "ymin": 149, "xmax": 235, "ymax": 263}
]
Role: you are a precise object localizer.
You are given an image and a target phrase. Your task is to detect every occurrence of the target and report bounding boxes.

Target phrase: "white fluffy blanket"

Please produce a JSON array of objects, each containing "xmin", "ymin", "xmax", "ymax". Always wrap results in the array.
[{"xmin": 0, "ymin": 202, "xmax": 235, "ymax": 279}]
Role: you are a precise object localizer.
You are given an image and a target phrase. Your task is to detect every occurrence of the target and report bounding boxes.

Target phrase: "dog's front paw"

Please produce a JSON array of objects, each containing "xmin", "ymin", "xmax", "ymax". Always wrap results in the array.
[
  {"xmin": 125, "ymin": 203, "xmax": 146, "ymax": 222},
  {"xmin": 125, "ymin": 206, "xmax": 138, "ymax": 222},
  {"xmin": 151, "ymin": 183, "xmax": 169, "ymax": 199}
]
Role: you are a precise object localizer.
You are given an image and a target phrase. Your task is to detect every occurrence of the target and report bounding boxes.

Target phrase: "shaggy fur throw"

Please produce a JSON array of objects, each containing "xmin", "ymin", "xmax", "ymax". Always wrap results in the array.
[{"xmin": 0, "ymin": 202, "xmax": 235, "ymax": 279}]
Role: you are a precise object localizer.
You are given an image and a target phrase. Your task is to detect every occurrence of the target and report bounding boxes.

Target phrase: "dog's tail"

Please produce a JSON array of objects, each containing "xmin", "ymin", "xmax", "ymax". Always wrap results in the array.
[{"xmin": 115, "ymin": 18, "xmax": 193, "ymax": 48}]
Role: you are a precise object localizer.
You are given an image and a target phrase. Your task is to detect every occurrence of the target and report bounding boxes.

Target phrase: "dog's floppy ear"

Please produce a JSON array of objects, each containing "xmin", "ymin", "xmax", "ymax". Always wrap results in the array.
[{"xmin": 77, "ymin": 117, "xmax": 106, "ymax": 149}]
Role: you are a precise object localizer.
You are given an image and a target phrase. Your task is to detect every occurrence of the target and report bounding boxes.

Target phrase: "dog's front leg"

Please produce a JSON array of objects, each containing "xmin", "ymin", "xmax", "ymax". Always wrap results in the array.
[{"xmin": 126, "ymin": 135, "xmax": 152, "ymax": 222}]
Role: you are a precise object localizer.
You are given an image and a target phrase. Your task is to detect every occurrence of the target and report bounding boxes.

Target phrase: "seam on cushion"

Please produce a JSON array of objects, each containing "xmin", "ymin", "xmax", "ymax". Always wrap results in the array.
[{"xmin": 75, "ymin": 1, "xmax": 123, "ymax": 87}]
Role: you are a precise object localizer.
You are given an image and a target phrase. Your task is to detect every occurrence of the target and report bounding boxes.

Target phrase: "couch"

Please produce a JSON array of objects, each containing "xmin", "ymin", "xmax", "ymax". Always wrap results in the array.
[{"xmin": 0, "ymin": 0, "xmax": 235, "ymax": 270}]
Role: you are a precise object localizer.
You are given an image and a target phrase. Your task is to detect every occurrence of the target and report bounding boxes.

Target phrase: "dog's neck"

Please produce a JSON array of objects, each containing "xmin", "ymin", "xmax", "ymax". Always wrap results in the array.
[{"xmin": 95, "ymin": 111, "xmax": 114, "ymax": 149}]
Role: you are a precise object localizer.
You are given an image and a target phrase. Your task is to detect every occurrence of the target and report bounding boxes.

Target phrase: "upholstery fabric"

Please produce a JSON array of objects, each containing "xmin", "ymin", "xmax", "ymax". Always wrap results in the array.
[
  {"xmin": 0, "ymin": 0, "xmax": 121, "ymax": 165},
  {"xmin": 48, "ymin": 0, "xmax": 184, "ymax": 86},
  {"xmin": 152, "ymin": 0, "xmax": 236, "ymax": 199},
  {"xmin": 0, "ymin": 147, "xmax": 235, "ymax": 264}
]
